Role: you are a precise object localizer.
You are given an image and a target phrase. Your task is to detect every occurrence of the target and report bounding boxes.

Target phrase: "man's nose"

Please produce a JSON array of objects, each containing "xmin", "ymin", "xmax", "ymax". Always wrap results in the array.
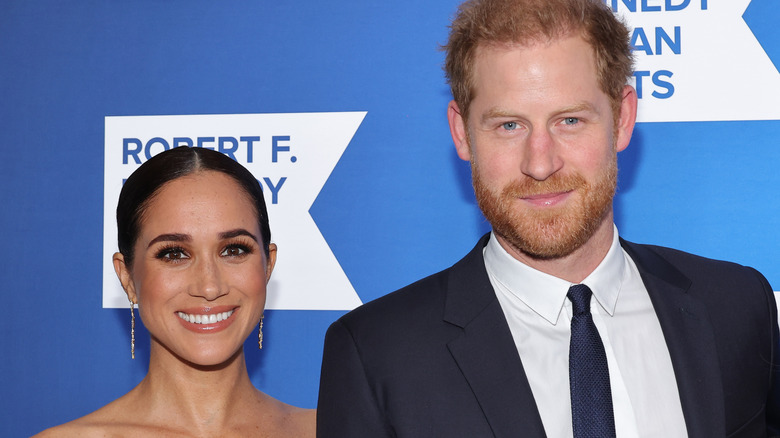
[{"xmin": 520, "ymin": 127, "xmax": 563, "ymax": 181}]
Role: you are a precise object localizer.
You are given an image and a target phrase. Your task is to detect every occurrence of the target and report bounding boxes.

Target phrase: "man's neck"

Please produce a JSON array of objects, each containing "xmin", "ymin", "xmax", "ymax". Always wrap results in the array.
[{"xmin": 495, "ymin": 217, "xmax": 616, "ymax": 284}]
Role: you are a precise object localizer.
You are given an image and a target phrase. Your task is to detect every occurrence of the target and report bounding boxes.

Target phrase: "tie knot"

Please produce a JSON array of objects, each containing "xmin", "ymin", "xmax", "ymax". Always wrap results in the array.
[{"xmin": 567, "ymin": 284, "xmax": 593, "ymax": 315}]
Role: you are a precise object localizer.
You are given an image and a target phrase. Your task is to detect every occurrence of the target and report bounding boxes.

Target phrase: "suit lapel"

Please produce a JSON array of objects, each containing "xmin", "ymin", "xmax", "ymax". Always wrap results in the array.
[
  {"xmin": 622, "ymin": 240, "xmax": 725, "ymax": 438},
  {"xmin": 444, "ymin": 235, "xmax": 547, "ymax": 437},
  {"xmin": 442, "ymin": 235, "xmax": 726, "ymax": 437}
]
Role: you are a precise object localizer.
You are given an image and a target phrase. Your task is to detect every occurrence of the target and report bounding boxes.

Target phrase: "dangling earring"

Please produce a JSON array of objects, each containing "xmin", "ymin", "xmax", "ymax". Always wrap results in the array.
[
  {"xmin": 258, "ymin": 314, "xmax": 264, "ymax": 350},
  {"xmin": 130, "ymin": 300, "xmax": 136, "ymax": 359}
]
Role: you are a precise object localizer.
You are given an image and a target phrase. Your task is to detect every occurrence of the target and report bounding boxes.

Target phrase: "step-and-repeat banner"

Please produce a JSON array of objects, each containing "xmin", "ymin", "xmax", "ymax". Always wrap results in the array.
[{"xmin": 1, "ymin": 1, "xmax": 778, "ymax": 435}]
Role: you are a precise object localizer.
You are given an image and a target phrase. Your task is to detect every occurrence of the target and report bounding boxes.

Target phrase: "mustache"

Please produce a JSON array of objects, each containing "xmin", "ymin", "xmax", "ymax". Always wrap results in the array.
[{"xmin": 502, "ymin": 173, "xmax": 587, "ymax": 198}]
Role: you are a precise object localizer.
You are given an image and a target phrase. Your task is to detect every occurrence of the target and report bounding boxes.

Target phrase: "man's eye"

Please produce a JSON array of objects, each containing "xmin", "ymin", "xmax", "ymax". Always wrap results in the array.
[
  {"xmin": 502, "ymin": 122, "xmax": 518, "ymax": 131},
  {"xmin": 562, "ymin": 117, "xmax": 579, "ymax": 125}
]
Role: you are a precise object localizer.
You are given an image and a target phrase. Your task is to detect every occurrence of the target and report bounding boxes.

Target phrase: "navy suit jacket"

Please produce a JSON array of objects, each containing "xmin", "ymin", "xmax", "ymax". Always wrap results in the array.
[{"xmin": 318, "ymin": 234, "xmax": 780, "ymax": 437}]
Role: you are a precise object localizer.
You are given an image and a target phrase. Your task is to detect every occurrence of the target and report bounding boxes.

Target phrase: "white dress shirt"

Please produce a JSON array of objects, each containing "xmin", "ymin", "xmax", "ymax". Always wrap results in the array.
[{"xmin": 485, "ymin": 226, "xmax": 688, "ymax": 438}]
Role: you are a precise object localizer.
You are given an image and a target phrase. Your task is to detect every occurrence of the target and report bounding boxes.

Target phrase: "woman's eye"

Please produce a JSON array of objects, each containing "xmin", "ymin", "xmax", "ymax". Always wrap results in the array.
[
  {"xmin": 502, "ymin": 121, "xmax": 518, "ymax": 131},
  {"xmin": 157, "ymin": 247, "xmax": 188, "ymax": 261},
  {"xmin": 222, "ymin": 245, "xmax": 248, "ymax": 257},
  {"xmin": 562, "ymin": 117, "xmax": 579, "ymax": 125}
]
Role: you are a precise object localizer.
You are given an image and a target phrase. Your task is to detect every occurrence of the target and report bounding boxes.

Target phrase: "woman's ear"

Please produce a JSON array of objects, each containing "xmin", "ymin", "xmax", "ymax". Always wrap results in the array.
[
  {"xmin": 113, "ymin": 252, "xmax": 137, "ymax": 304},
  {"xmin": 265, "ymin": 243, "xmax": 278, "ymax": 283}
]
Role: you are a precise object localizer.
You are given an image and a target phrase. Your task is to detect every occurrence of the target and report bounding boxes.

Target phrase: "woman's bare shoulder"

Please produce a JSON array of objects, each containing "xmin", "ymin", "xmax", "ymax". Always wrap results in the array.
[
  {"xmin": 260, "ymin": 393, "xmax": 316, "ymax": 437},
  {"xmin": 34, "ymin": 416, "xmax": 119, "ymax": 438},
  {"xmin": 33, "ymin": 396, "xmax": 133, "ymax": 437},
  {"xmin": 286, "ymin": 406, "xmax": 316, "ymax": 437}
]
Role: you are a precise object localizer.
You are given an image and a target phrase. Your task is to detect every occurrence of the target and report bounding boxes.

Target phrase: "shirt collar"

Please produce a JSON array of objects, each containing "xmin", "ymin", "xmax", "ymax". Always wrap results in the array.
[{"xmin": 484, "ymin": 225, "xmax": 625, "ymax": 325}]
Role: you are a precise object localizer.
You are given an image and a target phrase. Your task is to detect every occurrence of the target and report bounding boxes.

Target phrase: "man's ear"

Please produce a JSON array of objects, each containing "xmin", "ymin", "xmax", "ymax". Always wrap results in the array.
[
  {"xmin": 448, "ymin": 100, "xmax": 472, "ymax": 161},
  {"xmin": 113, "ymin": 252, "xmax": 137, "ymax": 304},
  {"xmin": 615, "ymin": 85, "xmax": 638, "ymax": 153}
]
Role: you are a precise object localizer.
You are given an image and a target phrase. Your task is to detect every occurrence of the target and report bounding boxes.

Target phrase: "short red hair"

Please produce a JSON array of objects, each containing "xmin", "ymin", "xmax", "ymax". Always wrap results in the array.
[{"xmin": 444, "ymin": 0, "xmax": 634, "ymax": 121}]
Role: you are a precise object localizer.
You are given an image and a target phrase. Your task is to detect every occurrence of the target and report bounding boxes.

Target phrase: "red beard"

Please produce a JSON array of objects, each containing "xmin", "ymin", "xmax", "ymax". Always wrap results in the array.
[{"xmin": 472, "ymin": 158, "xmax": 617, "ymax": 260}]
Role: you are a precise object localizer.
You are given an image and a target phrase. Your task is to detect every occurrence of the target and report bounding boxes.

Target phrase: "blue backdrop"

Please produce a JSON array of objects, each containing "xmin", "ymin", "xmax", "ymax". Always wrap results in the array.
[{"xmin": 1, "ymin": 1, "xmax": 778, "ymax": 436}]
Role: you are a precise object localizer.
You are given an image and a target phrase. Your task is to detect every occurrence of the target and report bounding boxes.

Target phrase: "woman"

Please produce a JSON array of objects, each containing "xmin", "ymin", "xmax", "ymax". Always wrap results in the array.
[{"xmin": 37, "ymin": 147, "xmax": 315, "ymax": 437}]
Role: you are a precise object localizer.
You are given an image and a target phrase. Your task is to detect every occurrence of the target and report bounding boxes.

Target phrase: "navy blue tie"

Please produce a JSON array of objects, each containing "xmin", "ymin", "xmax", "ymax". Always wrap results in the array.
[{"xmin": 568, "ymin": 284, "xmax": 616, "ymax": 438}]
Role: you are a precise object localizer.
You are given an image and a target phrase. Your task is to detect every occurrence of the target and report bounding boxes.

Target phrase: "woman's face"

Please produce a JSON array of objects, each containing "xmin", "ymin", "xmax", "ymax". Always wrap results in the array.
[{"xmin": 114, "ymin": 170, "xmax": 275, "ymax": 366}]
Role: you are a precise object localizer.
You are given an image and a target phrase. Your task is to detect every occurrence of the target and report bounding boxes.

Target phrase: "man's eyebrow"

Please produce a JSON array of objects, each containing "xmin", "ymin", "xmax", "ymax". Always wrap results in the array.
[
  {"xmin": 148, "ymin": 233, "xmax": 190, "ymax": 247},
  {"xmin": 480, "ymin": 102, "xmax": 598, "ymax": 124},
  {"xmin": 481, "ymin": 108, "xmax": 518, "ymax": 124},
  {"xmin": 556, "ymin": 102, "xmax": 596, "ymax": 114},
  {"xmin": 219, "ymin": 228, "xmax": 258, "ymax": 242}
]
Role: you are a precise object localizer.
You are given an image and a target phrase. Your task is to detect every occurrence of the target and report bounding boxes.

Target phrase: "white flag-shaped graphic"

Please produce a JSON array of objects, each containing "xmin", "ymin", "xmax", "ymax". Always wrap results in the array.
[
  {"xmin": 615, "ymin": 0, "xmax": 780, "ymax": 122},
  {"xmin": 103, "ymin": 112, "xmax": 366, "ymax": 310}
]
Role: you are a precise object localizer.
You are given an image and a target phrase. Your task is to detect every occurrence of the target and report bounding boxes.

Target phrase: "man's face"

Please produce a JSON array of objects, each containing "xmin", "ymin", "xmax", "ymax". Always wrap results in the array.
[{"xmin": 448, "ymin": 34, "xmax": 636, "ymax": 260}]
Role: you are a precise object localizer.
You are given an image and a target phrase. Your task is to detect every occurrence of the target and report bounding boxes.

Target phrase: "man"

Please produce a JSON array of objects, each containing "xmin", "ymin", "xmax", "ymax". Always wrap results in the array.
[{"xmin": 317, "ymin": 0, "xmax": 780, "ymax": 436}]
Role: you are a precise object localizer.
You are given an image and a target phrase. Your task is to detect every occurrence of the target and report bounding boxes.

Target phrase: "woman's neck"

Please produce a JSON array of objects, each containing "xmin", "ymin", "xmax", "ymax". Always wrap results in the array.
[{"xmin": 131, "ymin": 342, "xmax": 261, "ymax": 434}]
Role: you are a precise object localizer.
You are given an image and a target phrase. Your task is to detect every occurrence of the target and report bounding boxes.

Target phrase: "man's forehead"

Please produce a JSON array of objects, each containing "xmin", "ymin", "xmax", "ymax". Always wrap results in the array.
[
  {"xmin": 470, "ymin": 34, "xmax": 598, "ymax": 89},
  {"xmin": 473, "ymin": 31, "xmax": 591, "ymax": 60}
]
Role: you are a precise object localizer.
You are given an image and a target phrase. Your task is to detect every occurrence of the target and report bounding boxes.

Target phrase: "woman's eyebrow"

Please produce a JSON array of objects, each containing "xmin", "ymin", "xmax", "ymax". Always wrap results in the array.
[
  {"xmin": 148, "ymin": 233, "xmax": 190, "ymax": 247},
  {"xmin": 219, "ymin": 229, "xmax": 258, "ymax": 242}
]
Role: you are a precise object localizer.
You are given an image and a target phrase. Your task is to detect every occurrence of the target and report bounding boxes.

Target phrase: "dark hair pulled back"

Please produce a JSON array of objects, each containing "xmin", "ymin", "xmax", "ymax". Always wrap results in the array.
[{"xmin": 116, "ymin": 147, "xmax": 271, "ymax": 268}]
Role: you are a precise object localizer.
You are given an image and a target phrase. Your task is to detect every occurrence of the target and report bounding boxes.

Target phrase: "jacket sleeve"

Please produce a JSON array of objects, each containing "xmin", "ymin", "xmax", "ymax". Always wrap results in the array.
[
  {"xmin": 317, "ymin": 319, "xmax": 394, "ymax": 438},
  {"xmin": 762, "ymin": 271, "xmax": 780, "ymax": 437}
]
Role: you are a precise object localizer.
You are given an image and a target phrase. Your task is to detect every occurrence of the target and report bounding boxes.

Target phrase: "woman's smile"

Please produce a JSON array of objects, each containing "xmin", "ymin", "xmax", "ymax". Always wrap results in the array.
[
  {"xmin": 175, "ymin": 304, "xmax": 241, "ymax": 333},
  {"xmin": 177, "ymin": 309, "xmax": 234, "ymax": 324}
]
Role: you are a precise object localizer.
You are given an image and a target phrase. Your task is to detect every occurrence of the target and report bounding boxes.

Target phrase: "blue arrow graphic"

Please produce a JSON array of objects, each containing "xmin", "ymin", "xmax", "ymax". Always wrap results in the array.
[{"xmin": 743, "ymin": 0, "xmax": 780, "ymax": 74}]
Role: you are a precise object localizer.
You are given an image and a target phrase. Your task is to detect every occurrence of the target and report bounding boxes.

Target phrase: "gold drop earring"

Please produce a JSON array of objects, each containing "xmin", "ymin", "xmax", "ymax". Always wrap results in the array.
[
  {"xmin": 258, "ymin": 314, "xmax": 264, "ymax": 350},
  {"xmin": 130, "ymin": 299, "xmax": 136, "ymax": 359}
]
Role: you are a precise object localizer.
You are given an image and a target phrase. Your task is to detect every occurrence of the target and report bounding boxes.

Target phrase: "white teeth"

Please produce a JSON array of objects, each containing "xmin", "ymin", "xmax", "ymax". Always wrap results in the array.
[{"xmin": 177, "ymin": 310, "xmax": 234, "ymax": 324}]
